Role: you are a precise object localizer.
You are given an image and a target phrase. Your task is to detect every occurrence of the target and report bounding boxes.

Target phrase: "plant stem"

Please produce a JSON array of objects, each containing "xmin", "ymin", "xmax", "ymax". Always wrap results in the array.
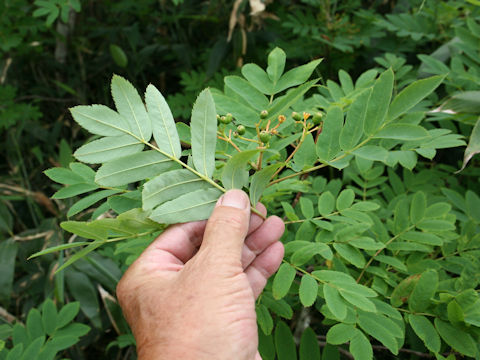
[{"xmin": 356, "ymin": 225, "xmax": 415, "ymax": 283}]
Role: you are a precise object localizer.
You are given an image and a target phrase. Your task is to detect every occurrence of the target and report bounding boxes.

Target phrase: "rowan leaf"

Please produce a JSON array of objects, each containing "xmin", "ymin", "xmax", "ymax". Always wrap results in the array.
[
  {"xmin": 191, "ymin": 89, "xmax": 217, "ymax": 178},
  {"xmin": 364, "ymin": 68, "xmax": 394, "ymax": 135},
  {"xmin": 146, "ymin": 84, "xmax": 182, "ymax": 158},
  {"xmin": 387, "ymin": 75, "xmax": 444, "ymax": 121},
  {"xmin": 142, "ymin": 169, "xmax": 211, "ymax": 210},
  {"xmin": 70, "ymin": 105, "xmax": 130, "ymax": 137},
  {"xmin": 74, "ymin": 135, "xmax": 143, "ymax": 164},
  {"xmin": 111, "ymin": 75, "xmax": 152, "ymax": 141},
  {"xmin": 149, "ymin": 188, "xmax": 222, "ymax": 224},
  {"xmin": 95, "ymin": 151, "xmax": 174, "ymax": 187},
  {"xmin": 408, "ymin": 314, "xmax": 440, "ymax": 353},
  {"xmin": 250, "ymin": 164, "xmax": 282, "ymax": 205},
  {"xmin": 221, "ymin": 149, "xmax": 259, "ymax": 190}
]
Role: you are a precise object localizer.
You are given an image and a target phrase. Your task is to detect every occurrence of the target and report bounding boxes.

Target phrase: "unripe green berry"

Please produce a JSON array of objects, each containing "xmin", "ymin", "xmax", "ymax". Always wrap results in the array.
[
  {"xmin": 292, "ymin": 111, "xmax": 302, "ymax": 121},
  {"xmin": 259, "ymin": 131, "xmax": 271, "ymax": 143},
  {"xmin": 237, "ymin": 125, "xmax": 246, "ymax": 135},
  {"xmin": 260, "ymin": 110, "xmax": 268, "ymax": 119},
  {"xmin": 219, "ymin": 115, "xmax": 230, "ymax": 124},
  {"xmin": 312, "ymin": 112, "xmax": 323, "ymax": 125},
  {"xmin": 233, "ymin": 132, "xmax": 239, "ymax": 138},
  {"xmin": 225, "ymin": 113, "xmax": 233, "ymax": 123}
]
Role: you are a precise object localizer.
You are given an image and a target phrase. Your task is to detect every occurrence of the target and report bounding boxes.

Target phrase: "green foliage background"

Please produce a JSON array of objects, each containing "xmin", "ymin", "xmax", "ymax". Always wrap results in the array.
[{"xmin": 1, "ymin": 0, "xmax": 480, "ymax": 359}]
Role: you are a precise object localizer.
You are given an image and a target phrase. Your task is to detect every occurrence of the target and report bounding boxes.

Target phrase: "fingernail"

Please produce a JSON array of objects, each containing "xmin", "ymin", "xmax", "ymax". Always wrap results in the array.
[{"xmin": 220, "ymin": 190, "xmax": 248, "ymax": 209}]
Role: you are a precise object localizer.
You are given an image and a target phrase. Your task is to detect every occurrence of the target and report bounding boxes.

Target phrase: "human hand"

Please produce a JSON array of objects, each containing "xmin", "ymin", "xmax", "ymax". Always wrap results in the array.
[{"xmin": 116, "ymin": 190, "xmax": 285, "ymax": 360}]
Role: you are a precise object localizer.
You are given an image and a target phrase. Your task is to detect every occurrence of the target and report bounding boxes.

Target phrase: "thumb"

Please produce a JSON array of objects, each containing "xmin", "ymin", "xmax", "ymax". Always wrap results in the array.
[{"xmin": 199, "ymin": 189, "xmax": 251, "ymax": 263}]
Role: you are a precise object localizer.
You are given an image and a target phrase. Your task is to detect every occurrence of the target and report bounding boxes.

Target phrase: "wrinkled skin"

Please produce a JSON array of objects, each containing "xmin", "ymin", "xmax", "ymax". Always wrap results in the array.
[{"xmin": 117, "ymin": 190, "xmax": 285, "ymax": 360}]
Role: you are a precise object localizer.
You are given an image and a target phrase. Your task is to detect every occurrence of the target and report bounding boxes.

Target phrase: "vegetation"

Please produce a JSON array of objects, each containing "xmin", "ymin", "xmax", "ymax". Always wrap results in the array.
[{"xmin": 1, "ymin": 0, "xmax": 479, "ymax": 359}]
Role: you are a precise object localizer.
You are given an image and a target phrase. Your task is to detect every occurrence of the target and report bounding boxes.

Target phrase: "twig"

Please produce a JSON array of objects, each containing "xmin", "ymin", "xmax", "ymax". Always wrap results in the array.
[
  {"xmin": 13, "ymin": 231, "xmax": 54, "ymax": 242},
  {"xmin": 0, "ymin": 306, "xmax": 21, "ymax": 325}
]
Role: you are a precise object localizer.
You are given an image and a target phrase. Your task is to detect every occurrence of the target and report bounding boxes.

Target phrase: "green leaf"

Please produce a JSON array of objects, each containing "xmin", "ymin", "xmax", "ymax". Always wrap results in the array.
[
  {"xmin": 293, "ymin": 133, "xmax": 316, "ymax": 170},
  {"xmin": 224, "ymin": 76, "xmax": 269, "ymax": 111},
  {"xmin": 274, "ymin": 59, "xmax": 322, "ymax": 93},
  {"xmin": 364, "ymin": 68, "xmax": 394, "ymax": 135},
  {"xmin": 258, "ymin": 331, "xmax": 275, "ymax": 360},
  {"xmin": 52, "ymin": 183, "xmax": 98, "ymax": 199},
  {"xmin": 42, "ymin": 299, "xmax": 57, "ymax": 336},
  {"xmin": 111, "ymin": 75, "xmax": 152, "ymax": 141},
  {"xmin": 95, "ymin": 151, "xmax": 173, "ymax": 187},
  {"xmin": 28, "ymin": 242, "xmax": 91, "ymax": 259},
  {"xmin": 56, "ymin": 302, "xmax": 81, "ymax": 329},
  {"xmin": 416, "ymin": 219, "xmax": 455, "ymax": 232},
  {"xmin": 74, "ymin": 135, "xmax": 143, "ymax": 164},
  {"xmin": 387, "ymin": 75, "xmax": 444, "ymax": 121},
  {"xmin": 374, "ymin": 124, "xmax": 429, "ymax": 140},
  {"xmin": 336, "ymin": 189, "xmax": 355, "ymax": 211},
  {"xmin": 250, "ymin": 163, "xmax": 282, "ymax": 205},
  {"xmin": 340, "ymin": 88, "xmax": 372, "ymax": 151},
  {"xmin": 339, "ymin": 289, "xmax": 376, "ymax": 312},
  {"xmin": 67, "ymin": 189, "xmax": 120, "ymax": 217},
  {"xmin": 267, "ymin": 47, "xmax": 286, "ymax": 84},
  {"xmin": 323, "ymin": 284, "xmax": 348, "ymax": 320},
  {"xmin": 357, "ymin": 312, "xmax": 399, "ymax": 354},
  {"xmin": 459, "ymin": 116, "xmax": 480, "ymax": 171},
  {"xmin": 299, "ymin": 274, "xmax": 318, "ymax": 307},
  {"xmin": 299, "ymin": 197, "xmax": 314, "ymax": 219},
  {"xmin": 149, "ymin": 188, "xmax": 222, "ymax": 224},
  {"xmin": 267, "ymin": 79, "xmax": 318, "ymax": 121},
  {"xmin": 409, "ymin": 269, "xmax": 438, "ymax": 312},
  {"xmin": 333, "ymin": 243, "xmax": 365, "ymax": 269},
  {"xmin": 318, "ymin": 191, "xmax": 335, "ymax": 216},
  {"xmin": 21, "ymin": 336, "xmax": 45, "ymax": 360},
  {"xmin": 316, "ymin": 106, "xmax": 343, "ymax": 161},
  {"xmin": 145, "ymin": 84, "xmax": 182, "ymax": 158},
  {"xmin": 291, "ymin": 242, "xmax": 333, "ymax": 264},
  {"xmin": 70, "ymin": 105, "xmax": 130, "ymax": 137},
  {"xmin": 26, "ymin": 308, "xmax": 44, "ymax": 340},
  {"xmin": 242, "ymin": 64, "xmax": 274, "ymax": 95},
  {"xmin": 44, "ymin": 167, "xmax": 84, "ymax": 185},
  {"xmin": 466, "ymin": 190, "xmax": 480, "ymax": 222},
  {"xmin": 410, "ymin": 191, "xmax": 426, "ymax": 224},
  {"xmin": 434, "ymin": 319, "xmax": 477, "ymax": 357},
  {"xmin": 212, "ymin": 90, "xmax": 260, "ymax": 127},
  {"xmin": 275, "ymin": 321, "xmax": 297, "ymax": 360},
  {"xmin": 390, "ymin": 275, "xmax": 418, "ymax": 307},
  {"xmin": 142, "ymin": 169, "xmax": 210, "ymax": 210},
  {"xmin": 191, "ymin": 89, "xmax": 217, "ymax": 178},
  {"xmin": 400, "ymin": 231, "xmax": 442, "ymax": 246},
  {"xmin": 326, "ymin": 323, "xmax": 356, "ymax": 345},
  {"xmin": 349, "ymin": 330, "xmax": 373, "ymax": 360},
  {"xmin": 256, "ymin": 304, "xmax": 273, "ymax": 335},
  {"xmin": 408, "ymin": 314, "xmax": 440, "ymax": 353},
  {"xmin": 339, "ymin": 70, "xmax": 354, "ymax": 94},
  {"xmin": 299, "ymin": 328, "xmax": 321, "ymax": 360},
  {"xmin": 57, "ymin": 241, "xmax": 105, "ymax": 273},
  {"xmin": 70, "ymin": 162, "xmax": 96, "ymax": 181},
  {"xmin": 65, "ymin": 270, "xmax": 101, "ymax": 328},
  {"xmin": 0, "ymin": 239, "xmax": 17, "ymax": 304},
  {"xmin": 447, "ymin": 300, "xmax": 464, "ymax": 325},
  {"xmin": 221, "ymin": 149, "xmax": 259, "ymax": 189},
  {"xmin": 351, "ymin": 145, "xmax": 389, "ymax": 162},
  {"xmin": 241, "ymin": 63, "xmax": 274, "ymax": 95},
  {"xmin": 109, "ymin": 44, "xmax": 128, "ymax": 67},
  {"xmin": 272, "ymin": 263, "xmax": 296, "ymax": 300}
]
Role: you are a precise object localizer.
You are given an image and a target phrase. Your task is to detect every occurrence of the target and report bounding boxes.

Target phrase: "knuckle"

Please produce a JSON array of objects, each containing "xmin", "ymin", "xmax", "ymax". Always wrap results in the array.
[{"xmin": 210, "ymin": 209, "xmax": 246, "ymax": 234}]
